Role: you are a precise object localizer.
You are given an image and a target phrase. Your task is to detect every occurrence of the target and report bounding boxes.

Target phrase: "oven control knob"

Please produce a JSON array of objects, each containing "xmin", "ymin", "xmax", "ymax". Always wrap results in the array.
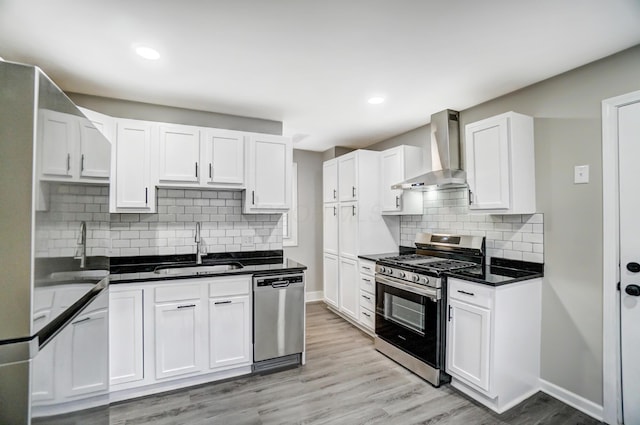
[
  {"xmin": 399, "ymin": 271, "xmax": 406, "ymax": 278},
  {"xmin": 423, "ymin": 277, "xmax": 430, "ymax": 285},
  {"xmin": 412, "ymin": 275, "xmax": 420, "ymax": 282},
  {"xmin": 379, "ymin": 267, "xmax": 386, "ymax": 273}
]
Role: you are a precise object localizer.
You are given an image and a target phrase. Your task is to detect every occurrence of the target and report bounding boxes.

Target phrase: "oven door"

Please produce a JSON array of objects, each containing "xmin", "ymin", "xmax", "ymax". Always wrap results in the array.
[{"xmin": 375, "ymin": 274, "xmax": 442, "ymax": 368}]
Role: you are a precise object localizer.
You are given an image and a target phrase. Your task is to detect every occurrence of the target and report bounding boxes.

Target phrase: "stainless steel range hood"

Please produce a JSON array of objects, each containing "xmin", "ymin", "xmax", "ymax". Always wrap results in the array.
[{"xmin": 392, "ymin": 109, "xmax": 467, "ymax": 191}]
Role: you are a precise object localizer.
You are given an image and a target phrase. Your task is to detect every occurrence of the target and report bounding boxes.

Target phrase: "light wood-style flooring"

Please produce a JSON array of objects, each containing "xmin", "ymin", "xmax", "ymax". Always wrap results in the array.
[{"xmin": 109, "ymin": 302, "xmax": 601, "ymax": 425}]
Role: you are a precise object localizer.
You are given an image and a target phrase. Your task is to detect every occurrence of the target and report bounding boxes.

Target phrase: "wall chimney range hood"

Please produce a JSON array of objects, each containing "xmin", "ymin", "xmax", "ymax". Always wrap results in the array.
[{"xmin": 392, "ymin": 109, "xmax": 467, "ymax": 191}]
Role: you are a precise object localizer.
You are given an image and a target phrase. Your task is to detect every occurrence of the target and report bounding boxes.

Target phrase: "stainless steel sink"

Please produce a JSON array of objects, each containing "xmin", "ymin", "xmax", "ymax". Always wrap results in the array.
[{"xmin": 154, "ymin": 263, "xmax": 243, "ymax": 276}]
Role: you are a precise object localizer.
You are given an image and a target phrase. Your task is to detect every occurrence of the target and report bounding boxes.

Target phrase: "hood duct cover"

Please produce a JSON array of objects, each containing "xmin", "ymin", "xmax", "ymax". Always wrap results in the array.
[{"xmin": 392, "ymin": 109, "xmax": 467, "ymax": 190}]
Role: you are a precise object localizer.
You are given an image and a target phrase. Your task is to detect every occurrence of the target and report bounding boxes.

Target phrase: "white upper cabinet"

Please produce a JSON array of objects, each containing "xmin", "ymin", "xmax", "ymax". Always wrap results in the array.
[
  {"xmin": 204, "ymin": 129, "xmax": 244, "ymax": 186},
  {"xmin": 338, "ymin": 153, "xmax": 357, "ymax": 201},
  {"xmin": 112, "ymin": 119, "xmax": 156, "ymax": 212},
  {"xmin": 39, "ymin": 109, "xmax": 76, "ymax": 179},
  {"xmin": 244, "ymin": 134, "xmax": 292, "ymax": 213},
  {"xmin": 465, "ymin": 112, "xmax": 536, "ymax": 214},
  {"xmin": 323, "ymin": 159, "xmax": 338, "ymax": 203},
  {"xmin": 158, "ymin": 124, "xmax": 201, "ymax": 184},
  {"xmin": 79, "ymin": 109, "xmax": 111, "ymax": 180},
  {"xmin": 380, "ymin": 145, "xmax": 424, "ymax": 215},
  {"xmin": 38, "ymin": 108, "xmax": 111, "ymax": 183},
  {"xmin": 323, "ymin": 203, "xmax": 339, "ymax": 255},
  {"xmin": 157, "ymin": 126, "xmax": 244, "ymax": 188}
]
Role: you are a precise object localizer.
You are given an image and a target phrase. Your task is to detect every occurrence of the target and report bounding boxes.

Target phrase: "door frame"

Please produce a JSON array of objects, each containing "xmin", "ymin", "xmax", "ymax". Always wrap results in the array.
[{"xmin": 602, "ymin": 89, "xmax": 640, "ymax": 425}]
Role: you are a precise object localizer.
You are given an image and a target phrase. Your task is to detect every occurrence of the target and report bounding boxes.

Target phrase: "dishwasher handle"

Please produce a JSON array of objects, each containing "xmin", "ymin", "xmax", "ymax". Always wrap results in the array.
[{"xmin": 271, "ymin": 281, "xmax": 290, "ymax": 288}]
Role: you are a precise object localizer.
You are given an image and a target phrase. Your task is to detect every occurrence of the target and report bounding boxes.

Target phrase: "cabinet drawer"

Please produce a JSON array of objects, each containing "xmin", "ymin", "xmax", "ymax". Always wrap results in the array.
[
  {"xmin": 359, "ymin": 307, "xmax": 375, "ymax": 330},
  {"xmin": 448, "ymin": 278, "xmax": 493, "ymax": 309},
  {"xmin": 359, "ymin": 260, "xmax": 376, "ymax": 276},
  {"xmin": 155, "ymin": 284, "xmax": 201, "ymax": 303},
  {"xmin": 209, "ymin": 277, "xmax": 250, "ymax": 298},
  {"xmin": 359, "ymin": 274, "xmax": 375, "ymax": 294},
  {"xmin": 359, "ymin": 290, "xmax": 375, "ymax": 311}
]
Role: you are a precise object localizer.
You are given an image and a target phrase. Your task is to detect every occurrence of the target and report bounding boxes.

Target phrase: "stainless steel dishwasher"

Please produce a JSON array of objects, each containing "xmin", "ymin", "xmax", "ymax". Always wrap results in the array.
[{"xmin": 253, "ymin": 272, "xmax": 305, "ymax": 372}]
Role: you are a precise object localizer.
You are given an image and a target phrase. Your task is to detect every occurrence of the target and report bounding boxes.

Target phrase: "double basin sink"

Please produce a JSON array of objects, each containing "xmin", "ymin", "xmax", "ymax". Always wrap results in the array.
[{"xmin": 153, "ymin": 262, "xmax": 243, "ymax": 276}]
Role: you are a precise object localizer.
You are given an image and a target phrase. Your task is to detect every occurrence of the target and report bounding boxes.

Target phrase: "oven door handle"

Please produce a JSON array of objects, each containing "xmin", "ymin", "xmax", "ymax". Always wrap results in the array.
[{"xmin": 376, "ymin": 275, "xmax": 439, "ymax": 300}]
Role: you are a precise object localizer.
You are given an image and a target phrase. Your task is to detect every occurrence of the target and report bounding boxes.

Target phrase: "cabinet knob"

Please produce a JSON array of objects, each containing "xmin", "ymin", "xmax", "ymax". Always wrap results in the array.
[
  {"xmin": 625, "ymin": 284, "xmax": 640, "ymax": 297},
  {"xmin": 627, "ymin": 262, "xmax": 640, "ymax": 273}
]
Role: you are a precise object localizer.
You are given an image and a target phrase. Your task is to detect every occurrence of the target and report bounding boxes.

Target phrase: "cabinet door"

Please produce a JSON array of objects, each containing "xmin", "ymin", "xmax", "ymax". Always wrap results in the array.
[
  {"xmin": 209, "ymin": 296, "xmax": 251, "ymax": 369},
  {"xmin": 245, "ymin": 134, "xmax": 292, "ymax": 211},
  {"xmin": 338, "ymin": 153, "xmax": 357, "ymax": 201},
  {"xmin": 339, "ymin": 257, "xmax": 358, "ymax": 319},
  {"xmin": 381, "ymin": 148, "xmax": 403, "ymax": 212},
  {"xmin": 39, "ymin": 109, "xmax": 76, "ymax": 178},
  {"xmin": 446, "ymin": 298, "xmax": 491, "ymax": 392},
  {"xmin": 79, "ymin": 112, "xmax": 111, "ymax": 179},
  {"xmin": 65, "ymin": 307, "xmax": 109, "ymax": 397},
  {"xmin": 31, "ymin": 309, "xmax": 55, "ymax": 402},
  {"xmin": 323, "ymin": 159, "xmax": 338, "ymax": 202},
  {"xmin": 158, "ymin": 124, "xmax": 201, "ymax": 184},
  {"xmin": 466, "ymin": 116, "xmax": 511, "ymax": 210},
  {"xmin": 339, "ymin": 202, "xmax": 358, "ymax": 259},
  {"xmin": 323, "ymin": 253, "xmax": 339, "ymax": 308},
  {"xmin": 154, "ymin": 300, "xmax": 205, "ymax": 379},
  {"xmin": 115, "ymin": 120, "xmax": 153, "ymax": 210},
  {"xmin": 110, "ymin": 289, "xmax": 144, "ymax": 386},
  {"xmin": 204, "ymin": 130, "xmax": 244, "ymax": 185},
  {"xmin": 323, "ymin": 204, "xmax": 339, "ymax": 255}
]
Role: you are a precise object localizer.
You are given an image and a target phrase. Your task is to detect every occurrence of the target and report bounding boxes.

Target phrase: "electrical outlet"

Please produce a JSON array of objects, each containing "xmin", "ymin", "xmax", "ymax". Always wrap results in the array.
[{"xmin": 241, "ymin": 236, "xmax": 253, "ymax": 246}]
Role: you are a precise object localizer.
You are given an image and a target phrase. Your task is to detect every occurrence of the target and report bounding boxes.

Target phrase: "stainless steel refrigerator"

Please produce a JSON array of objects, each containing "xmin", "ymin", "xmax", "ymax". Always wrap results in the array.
[{"xmin": 0, "ymin": 61, "xmax": 110, "ymax": 424}]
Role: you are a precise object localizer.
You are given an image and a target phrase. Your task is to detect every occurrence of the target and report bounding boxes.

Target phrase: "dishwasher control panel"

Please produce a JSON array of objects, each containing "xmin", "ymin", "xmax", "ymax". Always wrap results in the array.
[{"xmin": 255, "ymin": 274, "xmax": 304, "ymax": 287}]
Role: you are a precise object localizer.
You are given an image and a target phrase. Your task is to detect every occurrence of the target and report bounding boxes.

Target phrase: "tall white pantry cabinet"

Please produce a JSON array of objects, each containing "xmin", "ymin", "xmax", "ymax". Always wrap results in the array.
[{"xmin": 322, "ymin": 150, "xmax": 399, "ymax": 331}]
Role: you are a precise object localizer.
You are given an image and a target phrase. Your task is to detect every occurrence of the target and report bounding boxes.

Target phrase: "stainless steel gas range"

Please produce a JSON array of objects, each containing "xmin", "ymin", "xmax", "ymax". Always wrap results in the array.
[{"xmin": 374, "ymin": 233, "xmax": 485, "ymax": 387}]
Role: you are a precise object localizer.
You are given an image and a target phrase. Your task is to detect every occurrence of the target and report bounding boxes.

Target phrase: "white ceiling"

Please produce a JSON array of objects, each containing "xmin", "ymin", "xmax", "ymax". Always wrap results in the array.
[{"xmin": 1, "ymin": 1, "xmax": 639, "ymax": 152}]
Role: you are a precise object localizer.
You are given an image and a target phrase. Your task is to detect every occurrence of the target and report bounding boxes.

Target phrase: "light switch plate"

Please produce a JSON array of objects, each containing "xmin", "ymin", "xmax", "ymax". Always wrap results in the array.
[{"xmin": 574, "ymin": 165, "xmax": 589, "ymax": 184}]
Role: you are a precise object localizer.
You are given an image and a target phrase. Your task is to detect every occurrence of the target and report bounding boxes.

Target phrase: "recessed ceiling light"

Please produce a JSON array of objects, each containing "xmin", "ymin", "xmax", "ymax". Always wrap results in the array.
[
  {"xmin": 134, "ymin": 45, "xmax": 160, "ymax": 60},
  {"xmin": 368, "ymin": 97, "xmax": 385, "ymax": 105}
]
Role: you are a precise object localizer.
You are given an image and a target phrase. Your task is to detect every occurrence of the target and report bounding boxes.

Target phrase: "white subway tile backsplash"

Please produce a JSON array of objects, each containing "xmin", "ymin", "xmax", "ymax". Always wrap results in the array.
[
  {"xmin": 37, "ymin": 184, "xmax": 283, "ymax": 258},
  {"xmin": 400, "ymin": 188, "xmax": 544, "ymax": 263}
]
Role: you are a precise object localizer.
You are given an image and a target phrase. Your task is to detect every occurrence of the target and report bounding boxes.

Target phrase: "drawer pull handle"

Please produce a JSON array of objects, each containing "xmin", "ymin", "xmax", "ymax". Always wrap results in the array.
[
  {"xmin": 362, "ymin": 278, "xmax": 371, "ymax": 282},
  {"xmin": 362, "ymin": 312, "xmax": 371, "ymax": 318},
  {"xmin": 457, "ymin": 290, "xmax": 475, "ymax": 296},
  {"xmin": 177, "ymin": 304, "xmax": 196, "ymax": 309},
  {"xmin": 362, "ymin": 266, "xmax": 371, "ymax": 271},
  {"xmin": 362, "ymin": 295, "xmax": 371, "ymax": 300},
  {"xmin": 215, "ymin": 300, "xmax": 232, "ymax": 305},
  {"xmin": 33, "ymin": 313, "xmax": 48, "ymax": 321},
  {"xmin": 72, "ymin": 316, "xmax": 91, "ymax": 325}
]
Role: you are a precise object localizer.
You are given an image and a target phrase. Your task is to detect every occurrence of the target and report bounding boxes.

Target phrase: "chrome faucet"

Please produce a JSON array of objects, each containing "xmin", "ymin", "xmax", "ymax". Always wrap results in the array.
[
  {"xmin": 195, "ymin": 222, "xmax": 205, "ymax": 265},
  {"xmin": 74, "ymin": 221, "xmax": 87, "ymax": 269}
]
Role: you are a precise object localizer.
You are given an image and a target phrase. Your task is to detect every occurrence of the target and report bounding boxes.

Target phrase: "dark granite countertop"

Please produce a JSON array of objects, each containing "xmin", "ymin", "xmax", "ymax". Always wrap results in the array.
[
  {"xmin": 358, "ymin": 246, "xmax": 416, "ymax": 262},
  {"xmin": 109, "ymin": 250, "xmax": 307, "ymax": 284},
  {"xmin": 446, "ymin": 258, "xmax": 544, "ymax": 286}
]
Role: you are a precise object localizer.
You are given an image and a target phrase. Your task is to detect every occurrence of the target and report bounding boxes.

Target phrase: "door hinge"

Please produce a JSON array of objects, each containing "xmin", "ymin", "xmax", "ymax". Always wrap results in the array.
[{"xmin": 617, "ymin": 282, "xmax": 621, "ymax": 291}]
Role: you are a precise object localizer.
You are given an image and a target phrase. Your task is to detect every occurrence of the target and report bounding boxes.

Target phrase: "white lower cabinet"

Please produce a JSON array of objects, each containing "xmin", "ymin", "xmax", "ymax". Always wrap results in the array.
[
  {"xmin": 446, "ymin": 277, "xmax": 541, "ymax": 413},
  {"xmin": 154, "ymin": 299, "xmax": 206, "ymax": 380},
  {"xmin": 339, "ymin": 257, "xmax": 358, "ymax": 319},
  {"xmin": 109, "ymin": 276, "xmax": 253, "ymax": 399},
  {"xmin": 209, "ymin": 296, "xmax": 252, "ymax": 369},
  {"xmin": 323, "ymin": 253, "xmax": 339, "ymax": 308},
  {"xmin": 110, "ymin": 289, "xmax": 144, "ymax": 386},
  {"xmin": 358, "ymin": 259, "xmax": 376, "ymax": 332}
]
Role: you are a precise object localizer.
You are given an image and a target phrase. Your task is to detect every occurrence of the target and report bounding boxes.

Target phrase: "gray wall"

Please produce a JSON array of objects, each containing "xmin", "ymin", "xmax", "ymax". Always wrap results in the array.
[
  {"xmin": 68, "ymin": 92, "xmax": 282, "ymax": 135},
  {"xmin": 284, "ymin": 149, "xmax": 324, "ymax": 294},
  {"xmin": 364, "ymin": 44, "xmax": 640, "ymax": 405}
]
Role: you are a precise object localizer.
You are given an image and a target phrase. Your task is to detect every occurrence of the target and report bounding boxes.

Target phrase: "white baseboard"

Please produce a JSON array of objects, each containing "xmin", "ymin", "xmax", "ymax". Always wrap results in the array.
[
  {"xmin": 539, "ymin": 378, "xmax": 603, "ymax": 421},
  {"xmin": 305, "ymin": 290, "xmax": 323, "ymax": 302}
]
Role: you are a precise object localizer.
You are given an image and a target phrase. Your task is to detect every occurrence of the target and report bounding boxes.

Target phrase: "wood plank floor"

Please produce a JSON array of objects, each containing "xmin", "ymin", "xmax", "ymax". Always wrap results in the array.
[{"xmin": 109, "ymin": 303, "xmax": 602, "ymax": 425}]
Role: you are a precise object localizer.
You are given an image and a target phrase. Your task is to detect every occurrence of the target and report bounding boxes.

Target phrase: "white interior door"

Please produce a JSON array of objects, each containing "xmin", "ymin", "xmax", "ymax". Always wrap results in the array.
[{"xmin": 619, "ymin": 99, "xmax": 640, "ymax": 425}]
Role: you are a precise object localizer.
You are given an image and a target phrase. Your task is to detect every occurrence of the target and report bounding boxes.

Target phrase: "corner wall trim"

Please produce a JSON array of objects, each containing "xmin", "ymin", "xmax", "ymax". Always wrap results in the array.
[
  {"xmin": 305, "ymin": 291, "xmax": 323, "ymax": 303},
  {"xmin": 539, "ymin": 379, "xmax": 603, "ymax": 422}
]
